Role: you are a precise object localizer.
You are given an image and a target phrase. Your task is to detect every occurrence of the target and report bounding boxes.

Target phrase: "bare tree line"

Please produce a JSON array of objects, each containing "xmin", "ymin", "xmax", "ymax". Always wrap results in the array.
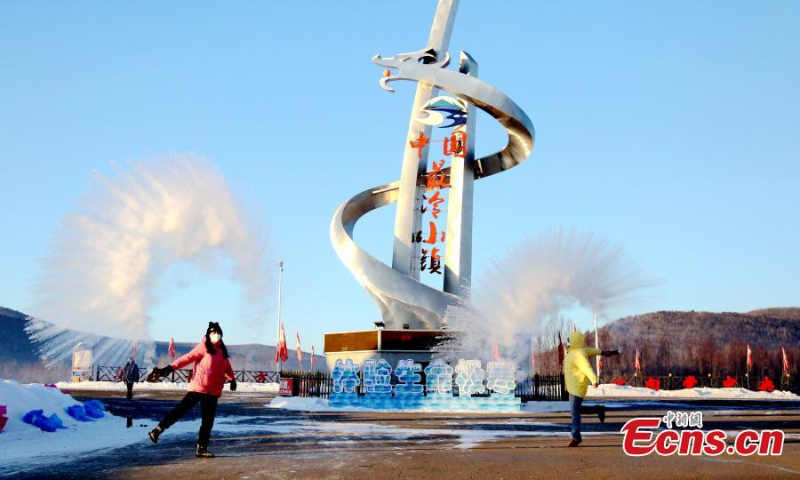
[{"xmin": 531, "ymin": 312, "xmax": 798, "ymax": 381}]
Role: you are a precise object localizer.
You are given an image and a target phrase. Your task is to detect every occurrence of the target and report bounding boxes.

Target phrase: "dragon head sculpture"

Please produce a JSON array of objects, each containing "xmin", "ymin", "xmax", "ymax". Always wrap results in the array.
[{"xmin": 372, "ymin": 47, "xmax": 451, "ymax": 93}]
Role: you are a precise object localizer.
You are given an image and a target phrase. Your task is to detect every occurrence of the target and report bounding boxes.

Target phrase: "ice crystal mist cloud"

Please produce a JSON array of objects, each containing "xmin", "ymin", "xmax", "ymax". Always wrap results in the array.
[
  {"xmin": 437, "ymin": 227, "xmax": 659, "ymax": 369},
  {"xmin": 27, "ymin": 154, "xmax": 271, "ymax": 365}
]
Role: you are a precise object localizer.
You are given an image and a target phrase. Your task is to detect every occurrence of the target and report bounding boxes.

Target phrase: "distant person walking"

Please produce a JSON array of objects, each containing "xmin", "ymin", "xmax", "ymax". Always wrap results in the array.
[
  {"xmin": 122, "ymin": 357, "xmax": 140, "ymax": 400},
  {"xmin": 563, "ymin": 330, "xmax": 618, "ymax": 447},
  {"xmin": 148, "ymin": 322, "xmax": 237, "ymax": 458}
]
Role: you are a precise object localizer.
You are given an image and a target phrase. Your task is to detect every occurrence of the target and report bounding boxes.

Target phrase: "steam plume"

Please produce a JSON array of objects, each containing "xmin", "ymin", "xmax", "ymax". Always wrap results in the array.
[
  {"xmin": 28, "ymin": 153, "xmax": 272, "ymax": 365},
  {"xmin": 437, "ymin": 227, "xmax": 660, "ymax": 369}
]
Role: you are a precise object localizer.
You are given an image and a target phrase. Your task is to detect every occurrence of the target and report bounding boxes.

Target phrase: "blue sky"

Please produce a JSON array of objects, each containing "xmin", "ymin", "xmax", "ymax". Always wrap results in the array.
[{"xmin": 1, "ymin": 1, "xmax": 799, "ymax": 350}]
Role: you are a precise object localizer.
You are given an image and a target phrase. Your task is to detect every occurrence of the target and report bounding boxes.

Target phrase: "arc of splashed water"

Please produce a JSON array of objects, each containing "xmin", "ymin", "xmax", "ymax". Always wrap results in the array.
[{"xmin": 330, "ymin": 48, "xmax": 535, "ymax": 329}]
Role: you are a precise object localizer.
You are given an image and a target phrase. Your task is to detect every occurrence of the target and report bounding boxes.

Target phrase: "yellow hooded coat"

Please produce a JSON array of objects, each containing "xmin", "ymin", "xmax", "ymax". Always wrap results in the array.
[{"xmin": 563, "ymin": 331, "xmax": 601, "ymax": 398}]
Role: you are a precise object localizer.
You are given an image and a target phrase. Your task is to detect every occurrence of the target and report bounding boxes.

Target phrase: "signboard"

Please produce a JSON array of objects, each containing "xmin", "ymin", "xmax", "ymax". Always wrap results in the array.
[
  {"xmin": 279, "ymin": 377, "xmax": 295, "ymax": 396},
  {"xmin": 71, "ymin": 348, "xmax": 93, "ymax": 382},
  {"xmin": 72, "ymin": 349, "xmax": 92, "ymax": 370}
]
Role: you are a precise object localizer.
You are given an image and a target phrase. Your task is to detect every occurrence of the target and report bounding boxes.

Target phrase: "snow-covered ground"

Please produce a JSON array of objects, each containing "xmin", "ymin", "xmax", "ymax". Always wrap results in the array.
[
  {"xmin": 0, "ymin": 379, "xmax": 284, "ymax": 475},
  {"xmin": 0, "ymin": 380, "xmax": 575, "ymax": 475},
  {"xmin": 586, "ymin": 383, "xmax": 800, "ymax": 400},
  {"xmin": 55, "ymin": 380, "xmax": 279, "ymax": 393},
  {"xmin": 3, "ymin": 379, "xmax": 799, "ymax": 476},
  {"xmin": 0, "ymin": 380, "xmax": 147, "ymax": 466},
  {"xmin": 267, "ymin": 385, "xmax": 800, "ymax": 413}
]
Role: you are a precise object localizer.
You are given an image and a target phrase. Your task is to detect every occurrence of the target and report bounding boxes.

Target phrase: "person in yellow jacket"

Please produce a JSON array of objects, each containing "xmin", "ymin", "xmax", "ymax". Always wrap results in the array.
[{"xmin": 563, "ymin": 330, "xmax": 619, "ymax": 447}]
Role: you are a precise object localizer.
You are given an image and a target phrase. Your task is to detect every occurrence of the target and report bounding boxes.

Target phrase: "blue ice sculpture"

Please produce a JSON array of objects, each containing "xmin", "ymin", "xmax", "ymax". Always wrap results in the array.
[
  {"xmin": 455, "ymin": 359, "xmax": 486, "ymax": 395},
  {"xmin": 363, "ymin": 359, "xmax": 393, "ymax": 396},
  {"xmin": 486, "ymin": 361, "xmax": 517, "ymax": 395},
  {"xmin": 332, "ymin": 359, "xmax": 360, "ymax": 394},
  {"xmin": 424, "ymin": 359, "xmax": 454, "ymax": 395},
  {"xmin": 395, "ymin": 359, "xmax": 423, "ymax": 396}
]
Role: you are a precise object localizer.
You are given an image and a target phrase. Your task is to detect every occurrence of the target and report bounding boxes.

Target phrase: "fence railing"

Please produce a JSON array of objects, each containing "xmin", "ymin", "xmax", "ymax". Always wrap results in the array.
[
  {"xmin": 93, "ymin": 365, "xmax": 796, "ymax": 398},
  {"xmin": 94, "ymin": 366, "xmax": 279, "ymax": 384},
  {"xmin": 514, "ymin": 374, "xmax": 568, "ymax": 402},
  {"xmin": 599, "ymin": 373, "xmax": 797, "ymax": 393},
  {"xmin": 280, "ymin": 372, "xmax": 568, "ymax": 401}
]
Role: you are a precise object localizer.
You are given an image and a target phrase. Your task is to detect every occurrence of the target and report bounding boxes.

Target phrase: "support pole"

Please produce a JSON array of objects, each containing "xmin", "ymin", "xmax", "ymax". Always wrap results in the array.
[
  {"xmin": 392, "ymin": 0, "xmax": 460, "ymax": 279},
  {"xmin": 443, "ymin": 50, "xmax": 476, "ymax": 300}
]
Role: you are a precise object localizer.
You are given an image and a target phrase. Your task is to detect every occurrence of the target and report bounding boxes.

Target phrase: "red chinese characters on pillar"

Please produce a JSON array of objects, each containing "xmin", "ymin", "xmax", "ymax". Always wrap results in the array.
[
  {"xmin": 426, "ymin": 191, "xmax": 445, "ymax": 219},
  {"xmin": 443, "ymin": 130, "xmax": 467, "ymax": 158},
  {"xmin": 423, "ymin": 221, "xmax": 438, "ymax": 245},
  {"xmin": 415, "ymin": 113, "xmax": 469, "ymax": 275},
  {"xmin": 409, "ymin": 131, "xmax": 431, "ymax": 159},
  {"xmin": 426, "ymin": 160, "xmax": 451, "ymax": 189}
]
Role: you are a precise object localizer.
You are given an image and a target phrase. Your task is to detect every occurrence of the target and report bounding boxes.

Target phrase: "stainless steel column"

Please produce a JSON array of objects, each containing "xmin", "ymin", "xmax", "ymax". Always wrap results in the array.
[
  {"xmin": 443, "ymin": 51, "xmax": 476, "ymax": 300},
  {"xmin": 391, "ymin": 0, "xmax": 459, "ymax": 280}
]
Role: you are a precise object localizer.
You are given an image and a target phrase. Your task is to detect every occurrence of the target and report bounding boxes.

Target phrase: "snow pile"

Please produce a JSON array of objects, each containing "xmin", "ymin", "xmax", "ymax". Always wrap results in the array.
[
  {"xmin": 587, "ymin": 383, "xmax": 800, "ymax": 400},
  {"xmin": 0, "ymin": 380, "xmax": 144, "ymax": 463},
  {"xmin": 56, "ymin": 381, "xmax": 279, "ymax": 393},
  {"xmin": 0, "ymin": 381, "xmax": 83, "ymax": 434},
  {"xmin": 268, "ymin": 396, "xmax": 334, "ymax": 412}
]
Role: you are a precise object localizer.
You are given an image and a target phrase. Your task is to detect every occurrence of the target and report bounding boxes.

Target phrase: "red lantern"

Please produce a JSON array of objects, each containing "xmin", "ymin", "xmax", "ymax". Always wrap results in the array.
[
  {"xmin": 757, "ymin": 377, "xmax": 775, "ymax": 393},
  {"xmin": 645, "ymin": 376, "xmax": 660, "ymax": 391}
]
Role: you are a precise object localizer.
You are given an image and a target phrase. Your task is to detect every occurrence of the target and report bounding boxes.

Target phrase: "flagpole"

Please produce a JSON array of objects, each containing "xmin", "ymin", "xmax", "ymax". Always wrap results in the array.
[
  {"xmin": 277, "ymin": 260, "xmax": 284, "ymax": 374},
  {"xmin": 593, "ymin": 304, "xmax": 600, "ymax": 378}
]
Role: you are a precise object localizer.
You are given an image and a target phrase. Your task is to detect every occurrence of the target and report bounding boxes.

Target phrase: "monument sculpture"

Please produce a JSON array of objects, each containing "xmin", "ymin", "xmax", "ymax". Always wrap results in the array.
[{"xmin": 327, "ymin": 0, "xmax": 535, "ymax": 368}]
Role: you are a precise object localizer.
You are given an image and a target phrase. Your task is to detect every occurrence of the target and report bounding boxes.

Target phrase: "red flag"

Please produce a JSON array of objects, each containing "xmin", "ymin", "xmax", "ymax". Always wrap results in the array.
[
  {"xmin": 530, "ymin": 341, "xmax": 536, "ymax": 374},
  {"xmin": 747, "ymin": 344, "xmax": 753, "ymax": 372},
  {"xmin": 557, "ymin": 332, "xmax": 565, "ymax": 366},
  {"xmin": 275, "ymin": 323, "xmax": 289, "ymax": 363},
  {"xmin": 598, "ymin": 356, "xmax": 603, "ymax": 374},
  {"xmin": 311, "ymin": 345, "xmax": 316, "ymax": 371},
  {"xmin": 783, "ymin": 347, "xmax": 789, "ymax": 372},
  {"xmin": 492, "ymin": 341, "xmax": 500, "ymax": 361},
  {"xmin": 635, "ymin": 349, "xmax": 641, "ymax": 372},
  {"xmin": 132, "ymin": 341, "xmax": 137, "ymax": 359},
  {"xmin": 296, "ymin": 331, "xmax": 304, "ymax": 364},
  {"xmin": 168, "ymin": 338, "xmax": 176, "ymax": 359}
]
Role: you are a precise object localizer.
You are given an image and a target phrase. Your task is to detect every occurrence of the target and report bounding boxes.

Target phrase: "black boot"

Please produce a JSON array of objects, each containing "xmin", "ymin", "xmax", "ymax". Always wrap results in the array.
[
  {"xmin": 196, "ymin": 444, "xmax": 215, "ymax": 458},
  {"xmin": 598, "ymin": 405, "xmax": 606, "ymax": 424},
  {"xmin": 148, "ymin": 426, "xmax": 163, "ymax": 444}
]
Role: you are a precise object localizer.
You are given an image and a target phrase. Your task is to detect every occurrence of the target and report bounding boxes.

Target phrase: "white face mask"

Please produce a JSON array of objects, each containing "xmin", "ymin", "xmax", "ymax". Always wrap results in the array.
[{"xmin": 209, "ymin": 333, "xmax": 221, "ymax": 343}]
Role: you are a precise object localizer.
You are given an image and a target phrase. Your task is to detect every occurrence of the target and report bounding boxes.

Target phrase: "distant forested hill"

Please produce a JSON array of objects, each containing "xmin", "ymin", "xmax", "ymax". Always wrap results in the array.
[
  {"xmin": 530, "ymin": 308, "xmax": 799, "ymax": 378},
  {"xmin": 589, "ymin": 309, "xmax": 800, "ymax": 378}
]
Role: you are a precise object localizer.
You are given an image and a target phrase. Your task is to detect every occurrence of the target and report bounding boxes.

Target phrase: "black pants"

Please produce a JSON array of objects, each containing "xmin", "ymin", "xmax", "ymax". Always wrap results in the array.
[
  {"xmin": 126, "ymin": 382, "xmax": 134, "ymax": 399},
  {"xmin": 158, "ymin": 392, "xmax": 219, "ymax": 447}
]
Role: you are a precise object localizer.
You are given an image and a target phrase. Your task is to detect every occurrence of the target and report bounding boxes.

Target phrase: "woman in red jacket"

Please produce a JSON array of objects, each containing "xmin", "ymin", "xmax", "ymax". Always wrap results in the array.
[{"xmin": 148, "ymin": 322, "xmax": 237, "ymax": 458}]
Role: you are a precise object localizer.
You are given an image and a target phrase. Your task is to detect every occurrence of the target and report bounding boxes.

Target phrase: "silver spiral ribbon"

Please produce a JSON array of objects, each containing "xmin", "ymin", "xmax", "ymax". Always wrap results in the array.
[{"xmin": 331, "ymin": 48, "xmax": 535, "ymax": 329}]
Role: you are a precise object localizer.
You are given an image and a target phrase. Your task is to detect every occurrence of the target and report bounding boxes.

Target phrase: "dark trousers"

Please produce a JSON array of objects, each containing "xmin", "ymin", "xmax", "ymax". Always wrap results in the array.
[
  {"xmin": 569, "ymin": 394, "xmax": 603, "ymax": 441},
  {"xmin": 158, "ymin": 392, "xmax": 219, "ymax": 447},
  {"xmin": 126, "ymin": 382, "xmax": 134, "ymax": 399}
]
